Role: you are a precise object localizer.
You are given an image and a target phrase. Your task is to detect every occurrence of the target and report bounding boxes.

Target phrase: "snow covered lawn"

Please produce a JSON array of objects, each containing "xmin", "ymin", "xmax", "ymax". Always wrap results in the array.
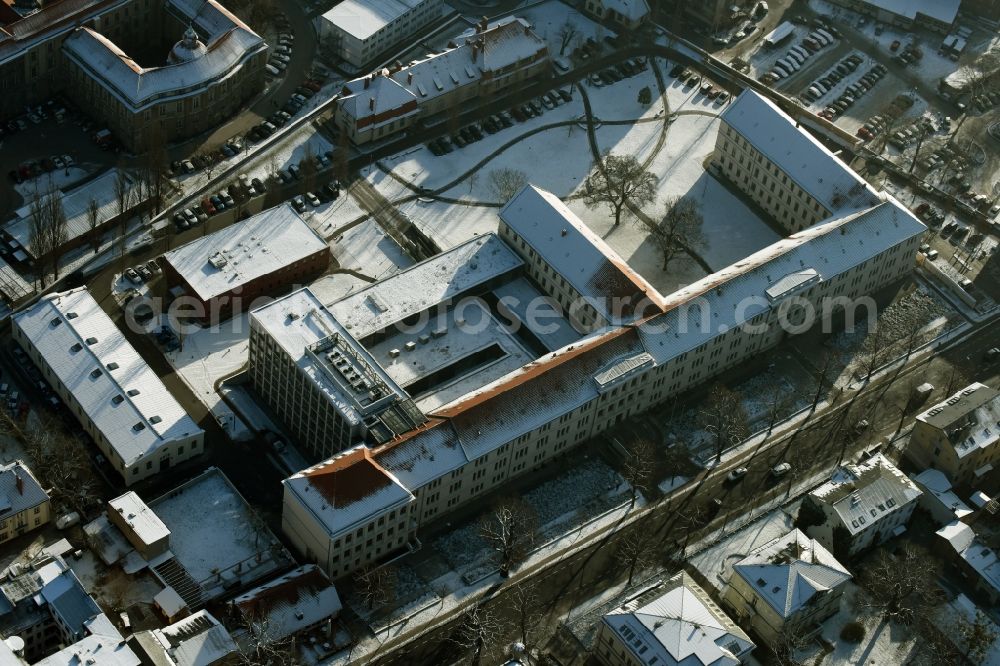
[
  {"xmin": 13, "ymin": 166, "xmax": 92, "ymax": 198},
  {"xmin": 329, "ymin": 219, "xmax": 413, "ymax": 280}
]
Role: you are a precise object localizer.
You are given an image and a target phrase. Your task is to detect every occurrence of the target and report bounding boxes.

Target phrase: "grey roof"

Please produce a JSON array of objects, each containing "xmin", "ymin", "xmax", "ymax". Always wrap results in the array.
[
  {"xmin": 721, "ymin": 90, "xmax": 879, "ymax": 215},
  {"xmin": 38, "ymin": 561, "xmax": 102, "ymax": 640},
  {"xmin": 603, "ymin": 572, "xmax": 753, "ymax": 666},
  {"xmin": 917, "ymin": 383, "xmax": 1000, "ymax": 458},
  {"xmin": 232, "ymin": 565, "xmax": 342, "ymax": 641},
  {"xmin": 0, "ymin": 461, "xmax": 48, "ymax": 518},
  {"xmin": 732, "ymin": 529, "xmax": 851, "ymax": 619},
  {"xmin": 810, "ymin": 454, "xmax": 922, "ymax": 536}
]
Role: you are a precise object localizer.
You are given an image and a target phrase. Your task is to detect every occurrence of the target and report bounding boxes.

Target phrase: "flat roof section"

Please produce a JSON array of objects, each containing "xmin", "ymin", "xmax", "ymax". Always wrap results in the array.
[
  {"xmin": 367, "ymin": 301, "xmax": 535, "ymax": 413},
  {"xmin": 321, "ymin": 0, "xmax": 428, "ymax": 42},
  {"xmin": 326, "ymin": 233, "xmax": 523, "ymax": 342},
  {"xmin": 162, "ymin": 203, "xmax": 329, "ymax": 303}
]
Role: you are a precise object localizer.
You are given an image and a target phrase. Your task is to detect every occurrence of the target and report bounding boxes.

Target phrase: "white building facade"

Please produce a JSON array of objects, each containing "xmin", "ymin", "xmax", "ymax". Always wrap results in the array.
[{"xmin": 320, "ymin": 0, "xmax": 443, "ymax": 68}]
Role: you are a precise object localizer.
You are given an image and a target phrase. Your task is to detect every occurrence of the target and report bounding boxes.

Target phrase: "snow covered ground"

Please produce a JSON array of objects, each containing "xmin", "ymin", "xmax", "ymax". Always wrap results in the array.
[
  {"xmin": 372, "ymin": 58, "xmax": 778, "ymax": 293},
  {"xmin": 690, "ymin": 508, "xmax": 796, "ymax": 592},
  {"xmin": 13, "ymin": 166, "xmax": 93, "ymax": 198},
  {"xmin": 518, "ymin": 1, "xmax": 610, "ymax": 59}
]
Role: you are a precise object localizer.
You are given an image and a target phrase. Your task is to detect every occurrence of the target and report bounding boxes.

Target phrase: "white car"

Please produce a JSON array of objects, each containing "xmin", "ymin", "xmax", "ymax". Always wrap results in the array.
[
  {"xmin": 306, "ymin": 192, "xmax": 321, "ymax": 207},
  {"xmin": 726, "ymin": 467, "xmax": 748, "ymax": 483},
  {"xmin": 61, "ymin": 155, "xmax": 75, "ymax": 167}
]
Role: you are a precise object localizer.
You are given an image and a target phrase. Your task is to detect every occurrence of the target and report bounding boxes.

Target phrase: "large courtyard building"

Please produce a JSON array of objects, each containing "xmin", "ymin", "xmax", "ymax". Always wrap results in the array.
[
  {"xmin": 269, "ymin": 91, "xmax": 926, "ymax": 580},
  {"xmin": 319, "ymin": 0, "xmax": 442, "ymax": 69},
  {"xmin": 12, "ymin": 288, "xmax": 204, "ymax": 486},
  {"xmin": 0, "ymin": 0, "xmax": 264, "ymax": 150},
  {"xmin": 335, "ymin": 16, "xmax": 549, "ymax": 144},
  {"xmin": 62, "ymin": 0, "xmax": 266, "ymax": 151},
  {"xmin": 713, "ymin": 90, "xmax": 880, "ymax": 235},
  {"xmin": 828, "ymin": 0, "xmax": 959, "ymax": 33}
]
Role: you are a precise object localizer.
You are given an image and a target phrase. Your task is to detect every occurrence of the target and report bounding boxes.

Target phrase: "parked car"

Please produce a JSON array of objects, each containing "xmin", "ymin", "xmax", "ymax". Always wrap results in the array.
[
  {"xmin": 726, "ymin": 467, "xmax": 748, "ymax": 483},
  {"xmin": 770, "ymin": 463, "xmax": 791, "ymax": 478},
  {"xmin": 291, "ymin": 195, "xmax": 307, "ymax": 213},
  {"xmin": 306, "ymin": 192, "xmax": 321, "ymax": 207}
]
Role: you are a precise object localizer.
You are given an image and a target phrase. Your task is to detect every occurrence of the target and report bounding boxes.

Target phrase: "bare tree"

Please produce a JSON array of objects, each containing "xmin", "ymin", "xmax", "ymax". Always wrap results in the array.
[
  {"xmin": 235, "ymin": 611, "xmax": 297, "ymax": 665},
  {"xmin": 354, "ymin": 564, "xmax": 397, "ymax": 611},
  {"xmin": 621, "ymin": 439, "xmax": 656, "ymax": 507},
  {"xmin": 858, "ymin": 321, "xmax": 889, "ymax": 382},
  {"xmin": 448, "ymin": 604, "xmax": 503, "ymax": 666},
  {"xmin": 507, "ymin": 582, "xmax": 540, "ymax": 647},
  {"xmin": 763, "ymin": 385, "xmax": 792, "ymax": 438},
  {"xmin": 557, "ymin": 19, "xmax": 578, "ymax": 55},
  {"xmin": 771, "ymin": 624, "xmax": 810, "ymax": 666},
  {"xmin": 143, "ymin": 124, "xmax": 169, "ymax": 214},
  {"xmin": 810, "ymin": 352, "xmax": 836, "ymax": 412},
  {"xmin": 860, "ymin": 544, "xmax": 943, "ymax": 625},
  {"xmin": 615, "ymin": 525, "xmax": 656, "ymax": 586},
  {"xmin": 699, "ymin": 383, "xmax": 749, "ymax": 462},
  {"xmin": 650, "ymin": 196, "xmax": 705, "ymax": 271},
  {"xmin": 951, "ymin": 607, "xmax": 998, "ymax": 665},
  {"xmin": 86, "ymin": 198, "xmax": 102, "ymax": 254},
  {"xmin": 480, "ymin": 496, "xmax": 538, "ymax": 576},
  {"xmin": 583, "ymin": 154, "xmax": 657, "ymax": 227},
  {"xmin": 300, "ymin": 144, "xmax": 319, "ymax": 194},
  {"xmin": 27, "ymin": 182, "xmax": 68, "ymax": 284},
  {"xmin": 487, "ymin": 168, "xmax": 528, "ymax": 204}
]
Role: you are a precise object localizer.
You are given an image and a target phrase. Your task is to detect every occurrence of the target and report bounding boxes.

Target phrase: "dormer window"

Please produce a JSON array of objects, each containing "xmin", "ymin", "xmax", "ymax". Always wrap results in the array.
[
  {"xmin": 111, "ymin": 395, "xmax": 124, "ymax": 405},
  {"xmin": 50, "ymin": 318, "xmax": 62, "ymax": 328},
  {"xmin": 150, "ymin": 416, "xmax": 162, "ymax": 424},
  {"xmin": 89, "ymin": 369, "xmax": 101, "ymax": 379},
  {"xmin": 70, "ymin": 343, "xmax": 82, "ymax": 353},
  {"xmin": 106, "ymin": 362, "xmax": 119, "ymax": 371},
  {"xmin": 66, "ymin": 312, "xmax": 78, "ymax": 319},
  {"xmin": 85, "ymin": 337, "xmax": 97, "ymax": 345},
  {"xmin": 132, "ymin": 422, "xmax": 145, "ymax": 432},
  {"xmin": 127, "ymin": 389, "xmax": 140, "ymax": 397}
]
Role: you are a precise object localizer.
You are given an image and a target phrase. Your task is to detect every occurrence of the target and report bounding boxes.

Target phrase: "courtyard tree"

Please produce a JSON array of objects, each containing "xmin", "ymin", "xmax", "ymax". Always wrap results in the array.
[
  {"xmin": 28, "ymin": 183, "xmax": 68, "ymax": 285},
  {"xmin": 488, "ymin": 168, "xmax": 528, "ymax": 204},
  {"xmin": 861, "ymin": 544, "xmax": 943, "ymax": 625},
  {"xmin": 354, "ymin": 564, "xmax": 397, "ymax": 611},
  {"xmin": 583, "ymin": 154, "xmax": 657, "ymax": 227},
  {"xmin": 650, "ymin": 196, "xmax": 706, "ymax": 271},
  {"xmin": 557, "ymin": 19, "xmax": 578, "ymax": 56},
  {"xmin": 142, "ymin": 123, "xmax": 169, "ymax": 213},
  {"xmin": 507, "ymin": 582, "xmax": 541, "ymax": 647},
  {"xmin": 235, "ymin": 610, "xmax": 297, "ymax": 665},
  {"xmin": 699, "ymin": 383, "xmax": 749, "ymax": 462},
  {"xmin": 637, "ymin": 86, "xmax": 652, "ymax": 105},
  {"xmin": 951, "ymin": 606, "xmax": 999, "ymax": 665},
  {"xmin": 480, "ymin": 496, "xmax": 538, "ymax": 576},
  {"xmin": 300, "ymin": 144, "xmax": 319, "ymax": 195}
]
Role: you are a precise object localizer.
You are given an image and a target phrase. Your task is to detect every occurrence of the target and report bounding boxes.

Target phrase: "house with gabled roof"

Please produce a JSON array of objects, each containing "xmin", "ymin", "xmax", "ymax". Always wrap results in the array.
[
  {"xmin": 909, "ymin": 383, "xmax": 1000, "ymax": 487},
  {"xmin": 597, "ymin": 572, "xmax": 754, "ymax": 665},
  {"xmin": 723, "ymin": 529, "xmax": 851, "ymax": 648},
  {"xmin": 804, "ymin": 453, "xmax": 921, "ymax": 558},
  {"xmin": 229, "ymin": 565, "xmax": 341, "ymax": 647}
]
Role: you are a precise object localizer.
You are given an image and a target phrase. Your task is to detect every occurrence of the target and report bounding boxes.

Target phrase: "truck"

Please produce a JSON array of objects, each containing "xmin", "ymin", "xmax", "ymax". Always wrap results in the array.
[
  {"xmin": 763, "ymin": 21, "xmax": 794, "ymax": 48},
  {"xmin": 93, "ymin": 128, "xmax": 113, "ymax": 147}
]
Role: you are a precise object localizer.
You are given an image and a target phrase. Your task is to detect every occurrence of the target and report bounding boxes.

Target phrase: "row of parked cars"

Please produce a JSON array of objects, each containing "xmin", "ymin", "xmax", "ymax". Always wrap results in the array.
[
  {"xmin": 800, "ymin": 53, "xmax": 863, "ymax": 103},
  {"xmin": 970, "ymin": 91, "xmax": 1000, "ymax": 114},
  {"xmin": 761, "ymin": 26, "xmax": 839, "ymax": 84},
  {"xmin": 247, "ymin": 79, "xmax": 323, "ymax": 143},
  {"xmin": 669, "ymin": 65, "xmax": 730, "ymax": 103},
  {"xmin": 588, "ymin": 57, "xmax": 647, "ymax": 87},
  {"xmin": 291, "ymin": 181, "xmax": 342, "ymax": 212},
  {"xmin": 9, "ymin": 345, "xmax": 55, "ymax": 415},
  {"xmin": 817, "ymin": 63, "xmax": 888, "ymax": 121},
  {"xmin": 7, "ymin": 155, "xmax": 75, "ymax": 184},
  {"xmin": 266, "ymin": 32, "xmax": 294, "ymax": 76},
  {"xmin": 124, "ymin": 260, "xmax": 161, "ymax": 285}
]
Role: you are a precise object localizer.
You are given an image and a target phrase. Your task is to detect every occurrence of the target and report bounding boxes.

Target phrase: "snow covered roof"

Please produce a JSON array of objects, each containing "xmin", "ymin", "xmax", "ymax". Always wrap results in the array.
[
  {"xmin": 938, "ymin": 521, "xmax": 1000, "ymax": 595},
  {"xmin": 853, "ymin": 0, "xmax": 959, "ymax": 24},
  {"xmin": 320, "ymin": 0, "xmax": 428, "ymax": 41},
  {"xmin": 285, "ymin": 446, "xmax": 413, "ymax": 538},
  {"xmin": 639, "ymin": 198, "xmax": 925, "ymax": 365},
  {"xmin": 108, "ymin": 491, "xmax": 170, "ymax": 548},
  {"xmin": 327, "ymin": 233, "xmax": 522, "ymax": 341},
  {"xmin": 913, "ymin": 468, "xmax": 973, "ymax": 521},
  {"xmin": 63, "ymin": 23, "xmax": 264, "ymax": 111},
  {"xmin": 594, "ymin": 0, "xmax": 649, "ymax": 22},
  {"xmin": 603, "ymin": 572, "xmax": 753, "ymax": 666},
  {"xmin": 12, "ymin": 288, "xmax": 203, "ymax": 467},
  {"xmin": 250, "ymin": 288, "xmax": 412, "ymax": 429},
  {"xmin": 732, "ymin": 529, "xmax": 851, "ymax": 619},
  {"xmin": 0, "ymin": 0, "xmax": 129, "ymax": 67},
  {"xmin": 500, "ymin": 185, "xmax": 665, "ymax": 321},
  {"xmin": 339, "ymin": 17, "xmax": 546, "ymax": 118},
  {"xmin": 916, "ymin": 383, "xmax": 1000, "ymax": 458},
  {"xmin": 147, "ymin": 610, "xmax": 238, "ymax": 666},
  {"xmin": 162, "ymin": 203, "xmax": 328, "ymax": 303},
  {"xmin": 721, "ymin": 90, "xmax": 879, "ymax": 215},
  {"xmin": 0, "ymin": 460, "xmax": 47, "ymax": 517},
  {"xmin": 809, "ymin": 454, "xmax": 922, "ymax": 536},
  {"xmin": 232, "ymin": 565, "xmax": 341, "ymax": 640},
  {"xmin": 35, "ymin": 613, "xmax": 138, "ymax": 666},
  {"xmin": 6, "ymin": 169, "xmax": 144, "ymax": 259}
]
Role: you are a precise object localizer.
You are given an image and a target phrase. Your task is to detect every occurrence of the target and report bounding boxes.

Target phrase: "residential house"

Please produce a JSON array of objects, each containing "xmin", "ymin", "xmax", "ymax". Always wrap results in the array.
[
  {"xmin": 724, "ymin": 529, "xmax": 851, "ymax": 648},
  {"xmin": 0, "ymin": 461, "xmax": 50, "ymax": 545}
]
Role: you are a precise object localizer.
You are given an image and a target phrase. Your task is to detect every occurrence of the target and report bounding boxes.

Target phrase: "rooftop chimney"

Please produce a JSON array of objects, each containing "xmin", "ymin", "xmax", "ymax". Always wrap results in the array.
[
  {"xmin": 369, "ymin": 98, "xmax": 375, "ymax": 111},
  {"xmin": 471, "ymin": 43, "xmax": 478, "ymax": 62},
  {"xmin": 407, "ymin": 71, "xmax": 413, "ymax": 84},
  {"xmin": 363, "ymin": 76, "xmax": 370, "ymax": 90},
  {"xmin": 15, "ymin": 473, "xmax": 22, "ymax": 496}
]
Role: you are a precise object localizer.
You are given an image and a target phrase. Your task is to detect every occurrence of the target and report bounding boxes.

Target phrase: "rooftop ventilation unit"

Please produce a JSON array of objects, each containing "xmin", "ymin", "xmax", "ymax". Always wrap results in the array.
[
  {"xmin": 405, "ymin": 341, "xmax": 417, "ymax": 351},
  {"xmin": 388, "ymin": 349, "xmax": 401, "ymax": 358}
]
